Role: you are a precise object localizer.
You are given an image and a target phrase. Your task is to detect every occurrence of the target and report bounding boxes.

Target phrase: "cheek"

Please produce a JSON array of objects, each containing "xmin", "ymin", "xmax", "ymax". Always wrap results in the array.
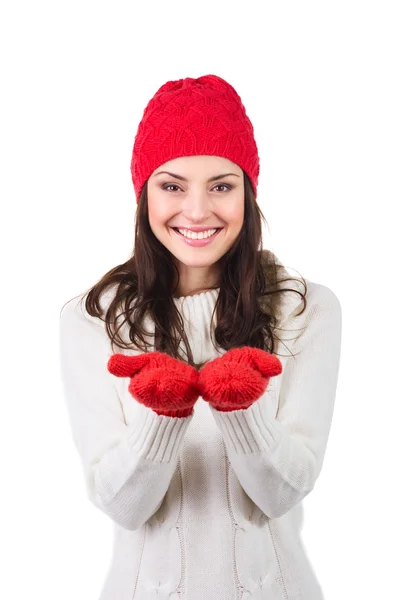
[
  {"xmin": 221, "ymin": 193, "xmax": 244, "ymax": 224},
  {"xmin": 224, "ymin": 205, "xmax": 244, "ymax": 227},
  {"xmin": 147, "ymin": 196, "xmax": 171, "ymax": 226}
]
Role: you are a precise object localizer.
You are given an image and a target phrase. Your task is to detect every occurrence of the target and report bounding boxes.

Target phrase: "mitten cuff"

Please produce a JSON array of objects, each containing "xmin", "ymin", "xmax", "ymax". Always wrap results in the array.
[{"xmin": 154, "ymin": 406, "xmax": 195, "ymax": 418}]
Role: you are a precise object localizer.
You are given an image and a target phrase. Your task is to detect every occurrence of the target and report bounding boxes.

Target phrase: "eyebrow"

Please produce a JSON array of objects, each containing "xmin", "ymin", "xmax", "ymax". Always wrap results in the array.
[{"xmin": 152, "ymin": 171, "xmax": 241, "ymax": 182}]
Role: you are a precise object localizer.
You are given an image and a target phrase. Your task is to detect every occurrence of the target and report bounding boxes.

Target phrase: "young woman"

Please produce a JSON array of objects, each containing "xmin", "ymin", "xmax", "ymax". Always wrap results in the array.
[{"xmin": 59, "ymin": 74, "xmax": 342, "ymax": 600}]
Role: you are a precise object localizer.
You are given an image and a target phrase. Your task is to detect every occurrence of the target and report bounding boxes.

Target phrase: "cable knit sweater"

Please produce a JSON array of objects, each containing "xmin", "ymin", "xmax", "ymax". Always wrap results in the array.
[{"xmin": 58, "ymin": 272, "xmax": 342, "ymax": 600}]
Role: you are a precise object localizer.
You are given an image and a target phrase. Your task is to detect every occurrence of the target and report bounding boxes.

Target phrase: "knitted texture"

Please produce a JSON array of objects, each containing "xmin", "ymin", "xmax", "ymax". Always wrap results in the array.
[
  {"xmin": 130, "ymin": 74, "xmax": 260, "ymax": 202},
  {"xmin": 107, "ymin": 351, "xmax": 200, "ymax": 418},
  {"xmin": 59, "ymin": 281, "xmax": 342, "ymax": 597},
  {"xmin": 107, "ymin": 346, "xmax": 283, "ymax": 417},
  {"xmin": 198, "ymin": 347, "xmax": 283, "ymax": 411}
]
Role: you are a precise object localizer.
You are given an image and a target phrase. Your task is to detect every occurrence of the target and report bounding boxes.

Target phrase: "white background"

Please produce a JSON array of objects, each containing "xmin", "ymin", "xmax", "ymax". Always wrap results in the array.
[{"xmin": 1, "ymin": 1, "xmax": 406, "ymax": 598}]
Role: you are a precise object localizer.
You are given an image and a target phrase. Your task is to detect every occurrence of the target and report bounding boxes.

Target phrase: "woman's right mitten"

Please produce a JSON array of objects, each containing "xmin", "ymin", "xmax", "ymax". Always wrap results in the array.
[{"xmin": 107, "ymin": 351, "xmax": 200, "ymax": 418}]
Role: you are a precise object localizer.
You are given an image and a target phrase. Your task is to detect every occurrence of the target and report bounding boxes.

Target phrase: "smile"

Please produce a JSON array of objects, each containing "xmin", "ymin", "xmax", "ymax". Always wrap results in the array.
[{"xmin": 170, "ymin": 227, "xmax": 223, "ymax": 247}]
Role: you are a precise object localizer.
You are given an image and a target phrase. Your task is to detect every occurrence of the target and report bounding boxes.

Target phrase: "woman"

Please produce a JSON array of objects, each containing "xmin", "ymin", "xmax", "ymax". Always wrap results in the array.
[{"xmin": 59, "ymin": 74, "xmax": 342, "ymax": 600}]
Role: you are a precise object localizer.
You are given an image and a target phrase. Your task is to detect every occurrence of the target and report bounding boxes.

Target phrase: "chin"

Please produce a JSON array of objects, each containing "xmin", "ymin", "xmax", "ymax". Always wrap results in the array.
[{"xmin": 174, "ymin": 255, "xmax": 221, "ymax": 267}]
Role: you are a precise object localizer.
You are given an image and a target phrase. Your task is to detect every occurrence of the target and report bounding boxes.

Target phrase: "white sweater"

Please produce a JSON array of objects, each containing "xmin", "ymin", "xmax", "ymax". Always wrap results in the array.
[{"xmin": 58, "ymin": 272, "xmax": 342, "ymax": 600}]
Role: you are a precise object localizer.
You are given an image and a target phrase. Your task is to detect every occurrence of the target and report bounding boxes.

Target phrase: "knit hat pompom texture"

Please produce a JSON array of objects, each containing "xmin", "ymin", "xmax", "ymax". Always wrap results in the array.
[{"xmin": 130, "ymin": 74, "xmax": 260, "ymax": 202}]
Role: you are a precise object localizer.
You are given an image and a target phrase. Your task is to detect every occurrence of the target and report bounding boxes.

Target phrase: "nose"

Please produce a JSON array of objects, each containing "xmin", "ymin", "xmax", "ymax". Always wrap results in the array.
[{"xmin": 180, "ymin": 190, "xmax": 215, "ymax": 222}]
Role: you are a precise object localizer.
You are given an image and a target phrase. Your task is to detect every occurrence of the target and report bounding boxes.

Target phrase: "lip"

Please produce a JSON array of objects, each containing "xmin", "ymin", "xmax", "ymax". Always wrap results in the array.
[
  {"xmin": 170, "ymin": 226, "xmax": 223, "ymax": 247},
  {"xmin": 170, "ymin": 226, "xmax": 223, "ymax": 232}
]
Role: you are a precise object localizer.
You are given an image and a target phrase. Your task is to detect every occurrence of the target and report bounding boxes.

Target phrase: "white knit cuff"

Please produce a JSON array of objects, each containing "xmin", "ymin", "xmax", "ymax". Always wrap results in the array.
[
  {"xmin": 209, "ymin": 395, "xmax": 284, "ymax": 455},
  {"xmin": 126, "ymin": 404, "xmax": 194, "ymax": 462}
]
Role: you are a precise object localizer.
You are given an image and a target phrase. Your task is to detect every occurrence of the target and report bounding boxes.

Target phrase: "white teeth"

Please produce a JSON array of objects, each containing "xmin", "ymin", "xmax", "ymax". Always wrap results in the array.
[{"xmin": 177, "ymin": 228, "xmax": 218, "ymax": 239}]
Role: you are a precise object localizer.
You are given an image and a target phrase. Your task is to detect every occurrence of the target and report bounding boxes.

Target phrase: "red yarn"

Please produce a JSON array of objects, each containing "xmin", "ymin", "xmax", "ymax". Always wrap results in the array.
[
  {"xmin": 107, "ymin": 351, "xmax": 200, "ymax": 418},
  {"xmin": 107, "ymin": 347, "xmax": 283, "ymax": 417},
  {"xmin": 198, "ymin": 347, "xmax": 283, "ymax": 412},
  {"xmin": 130, "ymin": 74, "xmax": 260, "ymax": 202}
]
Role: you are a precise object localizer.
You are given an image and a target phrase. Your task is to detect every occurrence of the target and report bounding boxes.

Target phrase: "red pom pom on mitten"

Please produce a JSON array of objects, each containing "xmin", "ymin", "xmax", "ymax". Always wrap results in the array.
[
  {"xmin": 107, "ymin": 351, "xmax": 200, "ymax": 418},
  {"xmin": 198, "ymin": 346, "xmax": 282, "ymax": 412}
]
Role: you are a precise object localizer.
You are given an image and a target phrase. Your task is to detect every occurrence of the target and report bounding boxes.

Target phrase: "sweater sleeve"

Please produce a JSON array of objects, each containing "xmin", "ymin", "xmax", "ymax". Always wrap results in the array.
[
  {"xmin": 208, "ymin": 282, "xmax": 342, "ymax": 519},
  {"xmin": 58, "ymin": 295, "xmax": 193, "ymax": 530}
]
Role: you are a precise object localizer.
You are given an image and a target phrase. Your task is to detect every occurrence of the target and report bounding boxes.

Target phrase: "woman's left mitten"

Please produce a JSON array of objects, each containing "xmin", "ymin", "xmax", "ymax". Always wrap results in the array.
[{"xmin": 198, "ymin": 346, "xmax": 282, "ymax": 412}]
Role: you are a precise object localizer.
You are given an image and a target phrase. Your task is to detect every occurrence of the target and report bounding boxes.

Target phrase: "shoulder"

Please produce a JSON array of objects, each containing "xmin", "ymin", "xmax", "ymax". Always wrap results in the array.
[
  {"xmin": 280, "ymin": 277, "xmax": 340, "ymax": 325},
  {"xmin": 59, "ymin": 283, "xmax": 146, "ymax": 354},
  {"xmin": 262, "ymin": 247, "xmax": 341, "ymax": 324},
  {"xmin": 264, "ymin": 250, "xmax": 341, "ymax": 353},
  {"xmin": 272, "ymin": 278, "xmax": 341, "ymax": 363},
  {"xmin": 59, "ymin": 283, "xmax": 119, "ymax": 330},
  {"xmin": 306, "ymin": 280, "xmax": 341, "ymax": 313}
]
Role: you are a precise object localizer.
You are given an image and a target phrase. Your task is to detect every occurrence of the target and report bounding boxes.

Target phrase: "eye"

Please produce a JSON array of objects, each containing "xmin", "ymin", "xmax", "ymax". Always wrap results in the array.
[
  {"xmin": 161, "ymin": 183, "xmax": 233, "ymax": 192},
  {"xmin": 213, "ymin": 184, "xmax": 232, "ymax": 192},
  {"xmin": 162, "ymin": 184, "xmax": 181, "ymax": 192}
]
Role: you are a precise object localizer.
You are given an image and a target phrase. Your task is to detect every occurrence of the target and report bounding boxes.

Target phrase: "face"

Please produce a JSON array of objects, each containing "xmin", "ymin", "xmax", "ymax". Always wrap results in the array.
[{"xmin": 146, "ymin": 155, "xmax": 245, "ymax": 292}]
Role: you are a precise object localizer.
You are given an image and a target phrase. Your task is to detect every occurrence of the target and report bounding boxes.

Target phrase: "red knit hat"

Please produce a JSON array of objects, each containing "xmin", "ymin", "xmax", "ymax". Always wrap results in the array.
[{"xmin": 130, "ymin": 74, "xmax": 260, "ymax": 203}]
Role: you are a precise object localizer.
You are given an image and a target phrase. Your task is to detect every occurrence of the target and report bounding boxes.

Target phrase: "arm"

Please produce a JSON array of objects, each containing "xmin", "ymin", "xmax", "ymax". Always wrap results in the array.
[
  {"xmin": 208, "ymin": 283, "xmax": 342, "ymax": 519},
  {"xmin": 58, "ymin": 296, "xmax": 193, "ymax": 530}
]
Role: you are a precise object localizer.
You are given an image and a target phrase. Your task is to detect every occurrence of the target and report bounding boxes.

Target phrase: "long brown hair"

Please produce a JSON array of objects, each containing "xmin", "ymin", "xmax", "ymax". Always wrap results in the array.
[{"xmin": 64, "ymin": 171, "xmax": 307, "ymax": 370}]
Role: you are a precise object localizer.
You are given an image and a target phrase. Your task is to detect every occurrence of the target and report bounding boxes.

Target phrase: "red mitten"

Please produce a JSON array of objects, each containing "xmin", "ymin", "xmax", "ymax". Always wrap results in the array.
[
  {"xmin": 107, "ymin": 351, "xmax": 200, "ymax": 418},
  {"xmin": 198, "ymin": 346, "xmax": 282, "ymax": 412}
]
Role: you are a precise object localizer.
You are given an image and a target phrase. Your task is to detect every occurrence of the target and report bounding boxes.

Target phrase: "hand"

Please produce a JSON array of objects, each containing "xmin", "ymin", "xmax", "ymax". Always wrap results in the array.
[
  {"xmin": 107, "ymin": 351, "xmax": 200, "ymax": 418},
  {"xmin": 198, "ymin": 346, "xmax": 282, "ymax": 412}
]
